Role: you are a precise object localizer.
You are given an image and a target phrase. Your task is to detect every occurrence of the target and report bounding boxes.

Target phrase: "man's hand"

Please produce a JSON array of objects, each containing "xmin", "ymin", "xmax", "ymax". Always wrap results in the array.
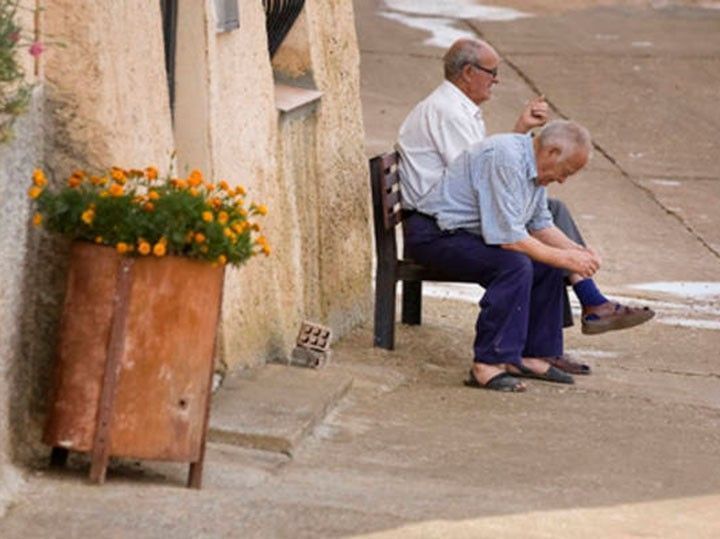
[
  {"xmin": 564, "ymin": 249, "xmax": 600, "ymax": 278},
  {"xmin": 513, "ymin": 95, "xmax": 549, "ymax": 133}
]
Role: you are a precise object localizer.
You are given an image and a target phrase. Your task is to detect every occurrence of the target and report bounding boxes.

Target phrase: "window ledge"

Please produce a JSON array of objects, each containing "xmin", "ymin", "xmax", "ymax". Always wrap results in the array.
[{"xmin": 274, "ymin": 83, "xmax": 323, "ymax": 113}]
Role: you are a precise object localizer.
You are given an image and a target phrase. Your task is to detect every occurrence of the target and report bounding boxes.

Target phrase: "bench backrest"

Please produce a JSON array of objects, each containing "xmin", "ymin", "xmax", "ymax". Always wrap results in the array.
[{"xmin": 369, "ymin": 151, "xmax": 402, "ymax": 264}]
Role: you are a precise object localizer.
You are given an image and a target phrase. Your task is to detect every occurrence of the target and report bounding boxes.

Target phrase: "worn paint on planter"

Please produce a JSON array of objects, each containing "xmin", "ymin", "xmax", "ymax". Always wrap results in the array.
[{"xmin": 43, "ymin": 241, "xmax": 223, "ymax": 462}]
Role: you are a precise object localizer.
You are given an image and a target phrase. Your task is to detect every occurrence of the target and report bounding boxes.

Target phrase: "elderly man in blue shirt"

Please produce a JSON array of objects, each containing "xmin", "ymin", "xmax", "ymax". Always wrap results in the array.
[{"xmin": 406, "ymin": 121, "xmax": 600, "ymax": 392}]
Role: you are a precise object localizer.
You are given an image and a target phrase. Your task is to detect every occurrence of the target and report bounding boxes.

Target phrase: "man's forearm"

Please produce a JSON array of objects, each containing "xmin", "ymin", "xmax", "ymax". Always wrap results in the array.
[
  {"xmin": 502, "ymin": 233, "xmax": 599, "ymax": 278},
  {"xmin": 502, "ymin": 235, "xmax": 572, "ymax": 269},
  {"xmin": 531, "ymin": 225, "xmax": 583, "ymax": 251}
]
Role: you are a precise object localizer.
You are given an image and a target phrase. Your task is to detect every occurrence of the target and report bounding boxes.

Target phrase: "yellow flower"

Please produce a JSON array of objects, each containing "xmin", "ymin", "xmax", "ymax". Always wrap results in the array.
[
  {"xmin": 145, "ymin": 166, "xmax": 158, "ymax": 180},
  {"xmin": 90, "ymin": 175, "xmax": 107, "ymax": 186},
  {"xmin": 138, "ymin": 241, "xmax": 151, "ymax": 255},
  {"xmin": 95, "ymin": 236, "xmax": 103, "ymax": 244},
  {"xmin": 218, "ymin": 211, "xmax": 229, "ymax": 224},
  {"xmin": 223, "ymin": 227, "xmax": 234, "ymax": 239},
  {"xmin": 189, "ymin": 187, "xmax": 200, "ymax": 197},
  {"xmin": 194, "ymin": 232, "xmax": 206, "ymax": 244},
  {"xmin": 27, "ymin": 186, "xmax": 43, "ymax": 199},
  {"xmin": 211, "ymin": 198, "xmax": 222, "ymax": 210},
  {"xmin": 261, "ymin": 245, "xmax": 271, "ymax": 256},
  {"xmin": 32, "ymin": 212, "xmax": 43, "ymax": 227},
  {"xmin": 219, "ymin": 180, "xmax": 230, "ymax": 192},
  {"xmin": 232, "ymin": 222, "xmax": 246, "ymax": 234},
  {"xmin": 235, "ymin": 185, "xmax": 247, "ymax": 196},
  {"xmin": 254, "ymin": 204, "xmax": 268, "ymax": 216},
  {"xmin": 217, "ymin": 255, "xmax": 227, "ymax": 265},
  {"xmin": 153, "ymin": 242, "xmax": 167, "ymax": 257},
  {"xmin": 148, "ymin": 190, "xmax": 160, "ymax": 200},
  {"xmin": 255, "ymin": 235, "xmax": 268, "ymax": 246},
  {"xmin": 116, "ymin": 242, "xmax": 130, "ymax": 254},
  {"xmin": 81, "ymin": 209, "xmax": 95, "ymax": 225},
  {"xmin": 202, "ymin": 211, "xmax": 213, "ymax": 223},
  {"xmin": 109, "ymin": 183, "xmax": 124, "ymax": 197},
  {"xmin": 172, "ymin": 178, "xmax": 188, "ymax": 190},
  {"xmin": 32, "ymin": 169, "xmax": 47, "ymax": 187}
]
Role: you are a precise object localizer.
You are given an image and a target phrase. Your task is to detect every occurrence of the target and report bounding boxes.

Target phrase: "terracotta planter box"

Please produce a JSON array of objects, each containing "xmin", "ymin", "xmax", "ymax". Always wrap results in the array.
[{"xmin": 43, "ymin": 241, "xmax": 224, "ymax": 487}]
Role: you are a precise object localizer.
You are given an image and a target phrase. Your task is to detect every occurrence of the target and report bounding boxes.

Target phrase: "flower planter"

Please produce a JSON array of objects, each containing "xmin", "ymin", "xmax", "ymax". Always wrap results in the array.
[{"xmin": 43, "ymin": 241, "xmax": 224, "ymax": 488}]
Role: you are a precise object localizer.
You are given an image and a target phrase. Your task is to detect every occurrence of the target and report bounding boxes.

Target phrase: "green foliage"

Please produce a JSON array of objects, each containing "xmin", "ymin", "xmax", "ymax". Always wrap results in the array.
[
  {"xmin": 0, "ymin": 0, "xmax": 33, "ymax": 143},
  {"xmin": 29, "ymin": 167, "xmax": 270, "ymax": 266}
]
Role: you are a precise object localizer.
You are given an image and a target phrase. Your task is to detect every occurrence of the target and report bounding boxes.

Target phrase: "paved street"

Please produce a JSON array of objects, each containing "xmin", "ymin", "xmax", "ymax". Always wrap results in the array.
[{"xmin": 2, "ymin": 1, "xmax": 720, "ymax": 537}]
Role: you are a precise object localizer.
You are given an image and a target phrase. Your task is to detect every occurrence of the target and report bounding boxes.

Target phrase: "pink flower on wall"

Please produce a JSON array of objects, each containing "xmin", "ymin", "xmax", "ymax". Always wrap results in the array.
[{"xmin": 28, "ymin": 41, "xmax": 45, "ymax": 58}]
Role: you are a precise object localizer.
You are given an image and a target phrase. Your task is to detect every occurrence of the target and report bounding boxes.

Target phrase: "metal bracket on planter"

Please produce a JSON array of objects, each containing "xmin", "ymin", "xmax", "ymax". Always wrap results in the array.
[{"xmin": 290, "ymin": 321, "xmax": 332, "ymax": 368}]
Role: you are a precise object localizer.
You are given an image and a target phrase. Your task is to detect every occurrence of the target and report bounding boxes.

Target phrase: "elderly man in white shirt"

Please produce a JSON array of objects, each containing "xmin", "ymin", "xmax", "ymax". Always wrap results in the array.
[{"xmin": 396, "ymin": 38, "xmax": 654, "ymax": 375}]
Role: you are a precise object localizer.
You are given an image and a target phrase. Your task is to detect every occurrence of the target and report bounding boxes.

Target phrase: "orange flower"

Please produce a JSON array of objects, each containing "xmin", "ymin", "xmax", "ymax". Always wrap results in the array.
[
  {"xmin": 218, "ymin": 211, "xmax": 229, "ymax": 224},
  {"xmin": 95, "ymin": 236, "xmax": 104, "ymax": 244},
  {"xmin": 211, "ymin": 197, "xmax": 222, "ymax": 209},
  {"xmin": 27, "ymin": 186, "xmax": 42, "ymax": 199},
  {"xmin": 188, "ymin": 170, "xmax": 203, "ymax": 187},
  {"xmin": 32, "ymin": 169, "xmax": 47, "ymax": 187},
  {"xmin": 189, "ymin": 187, "xmax": 200, "ymax": 197},
  {"xmin": 32, "ymin": 212, "xmax": 43, "ymax": 227},
  {"xmin": 143, "ymin": 202, "xmax": 155, "ymax": 212},
  {"xmin": 148, "ymin": 190, "xmax": 160, "ymax": 200},
  {"xmin": 217, "ymin": 254, "xmax": 227, "ymax": 265},
  {"xmin": 109, "ymin": 183, "xmax": 124, "ymax": 197},
  {"xmin": 254, "ymin": 204, "xmax": 268, "ymax": 216},
  {"xmin": 235, "ymin": 185, "xmax": 247, "ymax": 196},
  {"xmin": 261, "ymin": 245, "xmax": 271, "ymax": 256},
  {"xmin": 202, "ymin": 211, "xmax": 213, "ymax": 223},
  {"xmin": 111, "ymin": 167, "xmax": 127, "ymax": 183},
  {"xmin": 145, "ymin": 166, "xmax": 158, "ymax": 180},
  {"xmin": 219, "ymin": 180, "xmax": 230, "ymax": 192},
  {"xmin": 67, "ymin": 176, "xmax": 82, "ymax": 188},
  {"xmin": 116, "ymin": 242, "xmax": 130, "ymax": 254},
  {"xmin": 153, "ymin": 242, "xmax": 167, "ymax": 257},
  {"xmin": 90, "ymin": 175, "xmax": 107, "ymax": 186},
  {"xmin": 172, "ymin": 178, "xmax": 188, "ymax": 190},
  {"xmin": 138, "ymin": 241, "xmax": 151, "ymax": 255},
  {"xmin": 194, "ymin": 232, "xmax": 206, "ymax": 244}
]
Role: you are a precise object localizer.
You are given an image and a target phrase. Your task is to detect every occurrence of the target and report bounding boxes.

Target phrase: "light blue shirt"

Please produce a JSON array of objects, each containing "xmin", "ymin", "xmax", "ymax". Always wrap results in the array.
[{"xmin": 417, "ymin": 133, "xmax": 554, "ymax": 245}]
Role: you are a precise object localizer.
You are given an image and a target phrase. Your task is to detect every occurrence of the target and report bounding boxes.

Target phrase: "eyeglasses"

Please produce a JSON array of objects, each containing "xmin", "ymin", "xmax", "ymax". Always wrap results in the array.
[{"xmin": 468, "ymin": 62, "xmax": 498, "ymax": 78}]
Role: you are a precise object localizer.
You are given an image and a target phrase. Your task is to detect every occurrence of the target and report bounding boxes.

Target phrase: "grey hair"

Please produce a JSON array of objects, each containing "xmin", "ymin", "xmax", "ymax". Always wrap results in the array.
[
  {"xmin": 443, "ymin": 39, "xmax": 484, "ymax": 80},
  {"xmin": 537, "ymin": 120, "xmax": 592, "ymax": 160}
]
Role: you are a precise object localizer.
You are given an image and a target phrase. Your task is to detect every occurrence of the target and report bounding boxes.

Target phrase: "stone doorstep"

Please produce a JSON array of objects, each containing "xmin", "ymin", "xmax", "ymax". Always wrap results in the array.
[{"xmin": 208, "ymin": 364, "xmax": 353, "ymax": 456}]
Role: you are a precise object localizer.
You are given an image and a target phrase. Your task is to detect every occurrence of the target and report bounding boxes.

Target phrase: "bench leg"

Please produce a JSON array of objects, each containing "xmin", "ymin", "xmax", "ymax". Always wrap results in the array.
[
  {"xmin": 374, "ymin": 263, "xmax": 397, "ymax": 350},
  {"xmin": 401, "ymin": 280, "xmax": 422, "ymax": 325}
]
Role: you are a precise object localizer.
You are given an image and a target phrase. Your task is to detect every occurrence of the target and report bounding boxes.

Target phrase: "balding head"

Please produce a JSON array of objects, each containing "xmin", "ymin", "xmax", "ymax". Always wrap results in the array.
[
  {"xmin": 443, "ymin": 38, "xmax": 500, "ymax": 105},
  {"xmin": 534, "ymin": 120, "xmax": 592, "ymax": 186},
  {"xmin": 443, "ymin": 38, "xmax": 498, "ymax": 81}
]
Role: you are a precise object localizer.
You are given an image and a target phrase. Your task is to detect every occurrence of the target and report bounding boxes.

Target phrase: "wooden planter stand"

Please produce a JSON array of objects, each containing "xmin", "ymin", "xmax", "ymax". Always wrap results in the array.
[{"xmin": 43, "ymin": 242, "xmax": 224, "ymax": 488}]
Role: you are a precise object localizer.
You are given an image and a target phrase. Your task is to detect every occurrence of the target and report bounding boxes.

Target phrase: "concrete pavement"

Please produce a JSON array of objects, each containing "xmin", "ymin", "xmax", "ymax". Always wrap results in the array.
[{"xmin": 2, "ymin": 1, "xmax": 720, "ymax": 537}]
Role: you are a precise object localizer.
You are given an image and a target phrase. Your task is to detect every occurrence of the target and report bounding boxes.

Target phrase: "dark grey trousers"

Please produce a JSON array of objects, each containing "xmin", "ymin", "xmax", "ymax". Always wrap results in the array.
[{"xmin": 547, "ymin": 198, "xmax": 586, "ymax": 328}]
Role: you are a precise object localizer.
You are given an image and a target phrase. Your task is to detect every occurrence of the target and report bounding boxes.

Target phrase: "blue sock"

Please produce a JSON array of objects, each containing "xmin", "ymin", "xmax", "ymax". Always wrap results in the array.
[{"xmin": 573, "ymin": 279, "xmax": 608, "ymax": 308}]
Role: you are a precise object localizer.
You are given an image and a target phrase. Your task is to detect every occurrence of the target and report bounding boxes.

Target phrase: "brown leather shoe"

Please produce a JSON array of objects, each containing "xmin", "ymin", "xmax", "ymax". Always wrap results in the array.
[
  {"xmin": 546, "ymin": 354, "xmax": 591, "ymax": 375},
  {"xmin": 582, "ymin": 301, "xmax": 655, "ymax": 335}
]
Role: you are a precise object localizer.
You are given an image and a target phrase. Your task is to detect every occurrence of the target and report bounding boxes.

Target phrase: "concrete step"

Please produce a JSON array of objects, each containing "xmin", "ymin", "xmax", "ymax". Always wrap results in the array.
[{"xmin": 208, "ymin": 364, "xmax": 353, "ymax": 456}]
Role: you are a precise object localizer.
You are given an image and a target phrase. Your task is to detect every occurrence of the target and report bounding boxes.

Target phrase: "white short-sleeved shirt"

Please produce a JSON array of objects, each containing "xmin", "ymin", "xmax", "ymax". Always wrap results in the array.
[{"xmin": 396, "ymin": 80, "xmax": 486, "ymax": 209}]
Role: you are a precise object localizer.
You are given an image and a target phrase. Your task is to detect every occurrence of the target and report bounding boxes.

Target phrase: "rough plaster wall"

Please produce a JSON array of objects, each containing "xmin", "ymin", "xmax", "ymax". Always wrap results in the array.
[
  {"xmin": 0, "ymin": 90, "xmax": 43, "ymax": 517},
  {"xmin": 43, "ymin": 0, "xmax": 174, "ymax": 173},
  {"xmin": 303, "ymin": 0, "xmax": 372, "ymax": 335}
]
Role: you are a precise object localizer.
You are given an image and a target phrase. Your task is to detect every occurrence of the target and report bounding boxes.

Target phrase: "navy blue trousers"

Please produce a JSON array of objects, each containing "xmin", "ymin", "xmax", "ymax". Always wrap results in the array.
[{"xmin": 403, "ymin": 214, "xmax": 564, "ymax": 367}]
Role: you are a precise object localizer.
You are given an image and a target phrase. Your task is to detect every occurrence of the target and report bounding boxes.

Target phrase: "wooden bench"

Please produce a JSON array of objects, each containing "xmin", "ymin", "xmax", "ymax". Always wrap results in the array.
[
  {"xmin": 369, "ymin": 151, "xmax": 477, "ymax": 350},
  {"xmin": 369, "ymin": 151, "xmax": 573, "ymax": 350}
]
